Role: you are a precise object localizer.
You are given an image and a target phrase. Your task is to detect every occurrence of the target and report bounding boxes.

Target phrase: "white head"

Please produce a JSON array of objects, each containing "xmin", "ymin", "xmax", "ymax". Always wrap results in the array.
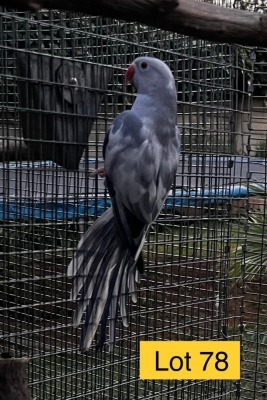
[{"xmin": 126, "ymin": 56, "xmax": 176, "ymax": 98}]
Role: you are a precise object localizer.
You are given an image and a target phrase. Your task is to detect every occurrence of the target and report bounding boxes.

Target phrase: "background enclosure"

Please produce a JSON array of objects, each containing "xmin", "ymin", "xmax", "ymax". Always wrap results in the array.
[{"xmin": 0, "ymin": 4, "xmax": 266, "ymax": 399}]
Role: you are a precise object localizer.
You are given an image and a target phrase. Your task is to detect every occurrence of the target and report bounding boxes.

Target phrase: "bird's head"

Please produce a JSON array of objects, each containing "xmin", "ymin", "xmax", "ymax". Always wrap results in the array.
[{"xmin": 126, "ymin": 56, "xmax": 176, "ymax": 97}]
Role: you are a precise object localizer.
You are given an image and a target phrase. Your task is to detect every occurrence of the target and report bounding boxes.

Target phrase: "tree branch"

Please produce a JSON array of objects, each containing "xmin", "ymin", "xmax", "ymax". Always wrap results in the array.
[
  {"xmin": 0, "ymin": 357, "xmax": 32, "ymax": 400},
  {"xmin": 1, "ymin": 0, "xmax": 267, "ymax": 47}
]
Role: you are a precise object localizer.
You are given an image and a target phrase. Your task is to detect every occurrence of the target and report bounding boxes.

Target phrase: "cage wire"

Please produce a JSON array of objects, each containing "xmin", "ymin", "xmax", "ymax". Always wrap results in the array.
[{"xmin": 0, "ymin": 5, "xmax": 265, "ymax": 400}]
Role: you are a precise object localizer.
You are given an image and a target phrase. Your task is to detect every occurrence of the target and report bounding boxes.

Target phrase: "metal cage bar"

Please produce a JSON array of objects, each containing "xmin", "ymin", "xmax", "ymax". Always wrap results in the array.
[{"xmin": 0, "ymin": 6, "xmax": 265, "ymax": 400}]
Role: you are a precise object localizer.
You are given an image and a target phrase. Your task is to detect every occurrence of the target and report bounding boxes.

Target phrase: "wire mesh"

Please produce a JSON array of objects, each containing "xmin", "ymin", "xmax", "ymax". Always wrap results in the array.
[
  {"xmin": 0, "ymin": 6, "xmax": 264, "ymax": 400},
  {"xmin": 238, "ymin": 47, "xmax": 267, "ymax": 400}
]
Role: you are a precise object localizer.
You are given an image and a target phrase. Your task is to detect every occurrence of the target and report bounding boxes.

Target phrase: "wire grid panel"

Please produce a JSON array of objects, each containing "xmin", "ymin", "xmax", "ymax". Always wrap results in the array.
[
  {"xmin": 238, "ymin": 47, "xmax": 267, "ymax": 400},
  {"xmin": 0, "ymin": 10, "xmax": 252, "ymax": 400}
]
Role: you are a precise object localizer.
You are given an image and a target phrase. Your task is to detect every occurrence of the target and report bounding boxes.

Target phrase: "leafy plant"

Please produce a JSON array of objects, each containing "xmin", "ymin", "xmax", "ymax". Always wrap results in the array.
[
  {"xmin": 230, "ymin": 212, "xmax": 267, "ymax": 281},
  {"xmin": 233, "ymin": 0, "xmax": 267, "ymax": 12},
  {"xmin": 233, "ymin": 0, "xmax": 267, "ymax": 96}
]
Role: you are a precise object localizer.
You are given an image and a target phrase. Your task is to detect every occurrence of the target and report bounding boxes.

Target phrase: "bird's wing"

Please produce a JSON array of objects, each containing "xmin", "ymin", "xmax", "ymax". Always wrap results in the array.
[
  {"xmin": 104, "ymin": 110, "xmax": 178, "ymax": 225},
  {"xmin": 102, "ymin": 113, "xmax": 146, "ymax": 262}
]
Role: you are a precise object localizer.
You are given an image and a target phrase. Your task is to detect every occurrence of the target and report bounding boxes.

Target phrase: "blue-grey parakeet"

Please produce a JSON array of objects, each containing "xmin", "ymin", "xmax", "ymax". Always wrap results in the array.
[{"xmin": 67, "ymin": 56, "xmax": 180, "ymax": 351}]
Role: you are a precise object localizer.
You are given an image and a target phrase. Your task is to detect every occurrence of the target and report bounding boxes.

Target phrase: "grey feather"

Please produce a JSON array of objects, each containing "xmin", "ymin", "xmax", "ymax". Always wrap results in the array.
[{"xmin": 67, "ymin": 56, "xmax": 180, "ymax": 351}]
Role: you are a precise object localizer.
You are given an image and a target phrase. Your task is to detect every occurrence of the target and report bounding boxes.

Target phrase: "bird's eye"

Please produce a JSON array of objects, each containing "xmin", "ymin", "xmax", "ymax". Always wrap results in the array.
[{"xmin": 140, "ymin": 61, "xmax": 148, "ymax": 70}]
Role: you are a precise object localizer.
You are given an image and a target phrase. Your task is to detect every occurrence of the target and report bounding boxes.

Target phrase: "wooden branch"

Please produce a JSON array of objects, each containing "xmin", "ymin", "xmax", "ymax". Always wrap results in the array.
[{"xmin": 1, "ymin": 0, "xmax": 267, "ymax": 47}]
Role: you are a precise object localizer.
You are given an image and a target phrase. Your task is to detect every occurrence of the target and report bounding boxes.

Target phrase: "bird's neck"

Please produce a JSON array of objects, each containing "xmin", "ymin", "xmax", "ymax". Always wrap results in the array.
[{"xmin": 132, "ymin": 93, "xmax": 177, "ymax": 125}]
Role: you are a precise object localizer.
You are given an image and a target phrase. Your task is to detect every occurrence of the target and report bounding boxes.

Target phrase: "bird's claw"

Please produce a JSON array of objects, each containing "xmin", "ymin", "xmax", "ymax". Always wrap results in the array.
[{"xmin": 88, "ymin": 167, "xmax": 105, "ymax": 178}]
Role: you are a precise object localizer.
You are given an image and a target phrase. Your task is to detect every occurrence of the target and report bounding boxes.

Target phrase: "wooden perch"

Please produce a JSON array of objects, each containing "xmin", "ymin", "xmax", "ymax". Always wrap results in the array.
[
  {"xmin": 1, "ymin": 0, "xmax": 267, "ymax": 47},
  {"xmin": 0, "ymin": 357, "xmax": 32, "ymax": 400}
]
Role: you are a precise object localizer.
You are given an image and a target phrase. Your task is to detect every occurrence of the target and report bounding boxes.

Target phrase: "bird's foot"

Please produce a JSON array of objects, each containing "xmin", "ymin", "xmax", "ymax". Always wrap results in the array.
[{"xmin": 89, "ymin": 167, "xmax": 105, "ymax": 178}]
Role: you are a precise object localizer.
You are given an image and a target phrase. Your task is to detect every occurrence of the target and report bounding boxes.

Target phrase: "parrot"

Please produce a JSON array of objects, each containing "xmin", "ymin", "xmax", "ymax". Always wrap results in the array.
[{"xmin": 67, "ymin": 56, "xmax": 180, "ymax": 352}]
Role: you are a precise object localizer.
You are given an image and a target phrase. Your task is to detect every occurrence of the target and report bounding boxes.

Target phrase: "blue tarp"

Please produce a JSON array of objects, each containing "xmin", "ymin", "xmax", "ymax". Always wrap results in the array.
[
  {"xmin": 164, "ymin": 185, "xmax": 254, "ymax": 209},
  {"xmin": 1, "ymin": 157, "xmax": 266, "ymax": 221},
  {"xmin": 0, "ymin": 185, "xmax": 258, "ymax": 221},
  {"xmin": 0, "ymin": 198, "xmax": 111, "ymax": 220}
]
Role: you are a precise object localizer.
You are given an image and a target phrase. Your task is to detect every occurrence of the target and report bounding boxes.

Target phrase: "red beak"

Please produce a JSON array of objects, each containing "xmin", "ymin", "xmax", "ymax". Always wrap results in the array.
[{"xmin": 126, "ymin": 64, "xmax": 135, "ymax": 81}]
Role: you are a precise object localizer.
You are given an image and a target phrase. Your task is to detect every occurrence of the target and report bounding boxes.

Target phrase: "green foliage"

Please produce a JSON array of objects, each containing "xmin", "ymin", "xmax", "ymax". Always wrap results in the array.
[
  {"xmin": 230, "ymin": 213, "xmax": 267, "ymax": 281},
  {"xmin": 233, "ymin": 0, "xmax": 267, "ymax": 11},
  {"xmin": 233, "ymin": 1, "xmax": 267, "ymax": 95}
]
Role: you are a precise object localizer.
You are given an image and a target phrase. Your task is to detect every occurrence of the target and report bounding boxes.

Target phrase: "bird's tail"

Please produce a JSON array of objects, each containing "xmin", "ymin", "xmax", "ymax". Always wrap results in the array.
[{"xmin": 67, "ymin": 208, "xmax": 139, "ymax": 351}]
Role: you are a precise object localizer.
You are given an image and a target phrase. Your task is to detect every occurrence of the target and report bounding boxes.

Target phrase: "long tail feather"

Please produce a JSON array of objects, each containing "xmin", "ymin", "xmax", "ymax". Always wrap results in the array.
[{"xmin": 68, "ymin": 208, "xmax": 139, "ymax": 351}]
